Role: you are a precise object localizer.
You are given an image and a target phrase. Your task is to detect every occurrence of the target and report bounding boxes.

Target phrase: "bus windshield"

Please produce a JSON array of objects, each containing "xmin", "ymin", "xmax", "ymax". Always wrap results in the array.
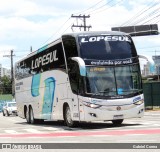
[
  {"xmin": 78, "ymin": 35, "xmax": 137, "ymax": 60},
  {"xmin": 85, "ymin": 64, "xmax": 142, "ymax": 97}
]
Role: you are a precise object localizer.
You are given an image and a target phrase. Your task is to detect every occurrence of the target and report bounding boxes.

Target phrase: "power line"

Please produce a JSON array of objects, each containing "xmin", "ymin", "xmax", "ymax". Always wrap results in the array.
[
  {"xmin": 141, "ymin": 13, "xmax": 160, "ymax": 25},
  {"xmin": 142, "ymin": 8, "xmax": 160, "ymax": 24},
  {"xmin": 86, "ymin": 0, "xmax": 114, "ymax": 14},
  {"xmin": 90, "ymin": 0, "xmax": 124, "ymax": 15},
  {"xmin": 40, "ymin": 0, "xmax": 125, "ymax": 46},
  {"xmin": 131, "ymin": 4, "xmax": 160, "ymax": 25},
  {"xmin": 61, "ymin": 20, "xmax": 77, "ymax": 34},
  {"xmin": 42, "ymin": 17, "xmax": 71, "ymax": 46},
  {"xmin": 120, "ymin": 0, "xmax": 157, "ymax": 26},
  {"xmin": 43, "ymin": 0, "xmax": 105, "ymax": 41},
  {"xmin": 74, "ymin": 0, "xmax": 105, "ymax": 15}
]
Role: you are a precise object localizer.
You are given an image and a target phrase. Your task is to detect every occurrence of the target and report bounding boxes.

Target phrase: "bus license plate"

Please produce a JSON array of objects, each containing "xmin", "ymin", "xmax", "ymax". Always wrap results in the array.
[{"xmin": 113, "ymin": 114, "xmax": 124, "ymax": 120}]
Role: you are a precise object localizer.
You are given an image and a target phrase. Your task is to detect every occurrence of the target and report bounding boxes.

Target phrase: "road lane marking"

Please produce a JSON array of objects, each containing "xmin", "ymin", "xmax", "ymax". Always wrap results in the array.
[
  {"xmin": 42, "ymin": 127, "xmax": 60, "ymax": 131},
  {"xmin": 23, "ymin": 129, "xmax": 43, "ymax": 133},
  {"xmin": 5, "ymin": 130, "xmax": 19, "ymax": 134}
]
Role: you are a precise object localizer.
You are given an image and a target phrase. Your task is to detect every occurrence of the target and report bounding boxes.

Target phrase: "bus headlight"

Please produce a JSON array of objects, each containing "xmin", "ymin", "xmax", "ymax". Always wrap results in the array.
[
  {"xmin": 133, "ymin": 99, "xmax": 144, "ymax": 105},
  {"xmin": 90, "ymin": 104, "xmax": 101, "ymax": 108},
  {"xmin": 83, "ymin": 102, "xmax": 101, "ymax": 108}
]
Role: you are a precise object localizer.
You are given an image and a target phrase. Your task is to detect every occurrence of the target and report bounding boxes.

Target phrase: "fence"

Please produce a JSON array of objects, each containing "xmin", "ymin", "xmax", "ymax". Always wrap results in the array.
[{"xmin": 143, "ymin": 82, "xmax": 160, "ymax": 109}]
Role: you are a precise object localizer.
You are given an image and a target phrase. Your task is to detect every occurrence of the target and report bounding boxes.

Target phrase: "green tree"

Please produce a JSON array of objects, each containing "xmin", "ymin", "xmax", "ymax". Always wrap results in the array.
[{"xmin": 0, "ymin": 76, "xmax": 12, "ymax": 94}]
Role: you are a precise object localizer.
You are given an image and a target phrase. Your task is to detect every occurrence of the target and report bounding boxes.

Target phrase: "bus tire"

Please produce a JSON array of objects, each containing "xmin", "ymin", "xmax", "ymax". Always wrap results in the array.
[
  {"xmin": 64, "ymin": 106, "xmax": 77, "ymax": 127},
  {"xmin": 26, "ymin": 108, "xmax": 31, "ymax": 124},
  {"xmin": 30, "ymin": 107, "xmax": 37, "ymax": 124},
  {"xmin": 112, "ymin": 119, "xmax": 123, "ymax": 126},
  {"xmin": 30, "ymin": 107, "xmax": 43, "ymax": 124}
]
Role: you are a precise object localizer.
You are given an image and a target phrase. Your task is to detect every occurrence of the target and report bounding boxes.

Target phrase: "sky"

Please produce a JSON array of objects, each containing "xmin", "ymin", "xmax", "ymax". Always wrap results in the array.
[{"xmin": 0, "ymin": 0, "xmax": 160, "ymax": 69}]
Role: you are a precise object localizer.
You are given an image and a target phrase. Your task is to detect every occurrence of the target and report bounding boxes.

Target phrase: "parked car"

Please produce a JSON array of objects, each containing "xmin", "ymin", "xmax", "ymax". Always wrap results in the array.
[{"xmin": 2, "ymin": 102, "xmax": 17, "ymax": 116}]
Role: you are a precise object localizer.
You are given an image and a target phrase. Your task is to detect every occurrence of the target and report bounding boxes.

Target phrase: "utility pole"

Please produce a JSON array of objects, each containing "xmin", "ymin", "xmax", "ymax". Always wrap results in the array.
[
  {"xmin": 71, "ymin": 14, "xmax": 92, "ymax": 31},
  {"xmin": 3, "ymin": 50, "xmax": 15, "ymax": 97},
  {"xmin": 30, "ymin": 46, "xmax": 32, "ymax": 52}
]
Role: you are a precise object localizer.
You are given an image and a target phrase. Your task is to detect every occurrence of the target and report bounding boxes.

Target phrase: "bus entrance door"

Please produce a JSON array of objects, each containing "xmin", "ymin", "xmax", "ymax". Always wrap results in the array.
[{"xmin": 67, "ymin": 84, "xmax": 79, "ymax": 121}]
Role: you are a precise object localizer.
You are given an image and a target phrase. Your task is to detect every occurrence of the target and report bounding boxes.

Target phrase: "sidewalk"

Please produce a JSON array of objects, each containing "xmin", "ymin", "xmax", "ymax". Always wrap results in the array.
[{"xmin": 145, "ymin": 110, "xmax": 160, "ymax": 116}]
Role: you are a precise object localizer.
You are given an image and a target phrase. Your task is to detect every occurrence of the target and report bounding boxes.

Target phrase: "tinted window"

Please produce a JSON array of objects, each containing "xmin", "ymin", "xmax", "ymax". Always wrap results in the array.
[
  {"xmin": 62, "ymin": 36, "xmax": 78, "ymax": 63},
  {"xmin": 68, "ymin": 60, "xmax": 80, "ymax": 94},
  {"xmin": 78, "ymin": 35, "xmax": 137, "ymax": 60},
  {"xmin": 85, "ymin": 64, "xmax": 142, "ymax": 98},
  {"xmin": 15, "ymin": 42, "xmax": 66, "ymax": 80}
]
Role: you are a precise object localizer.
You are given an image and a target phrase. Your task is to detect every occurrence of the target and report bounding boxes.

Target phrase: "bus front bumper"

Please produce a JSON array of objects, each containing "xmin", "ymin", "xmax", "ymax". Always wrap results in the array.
[{"xmin": 80, "ymin": 103, "xmax": 144, "ymax": 122}]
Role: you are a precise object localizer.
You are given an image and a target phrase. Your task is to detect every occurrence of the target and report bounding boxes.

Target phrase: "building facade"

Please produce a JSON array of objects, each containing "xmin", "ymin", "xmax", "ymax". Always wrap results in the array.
[
  {"xmin": 152, "ymin": 56, "xmax": 160, "ymax": 75},
  {"xmin": 0, "ymin": 64, "xmax": 11, "ymax": 78}
]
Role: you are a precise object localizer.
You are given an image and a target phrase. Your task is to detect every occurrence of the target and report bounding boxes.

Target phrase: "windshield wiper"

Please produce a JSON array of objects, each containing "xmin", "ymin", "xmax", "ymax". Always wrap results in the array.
[{"xmin": 92, "ymin": 89, "xmax": 110, "ymax": 96}]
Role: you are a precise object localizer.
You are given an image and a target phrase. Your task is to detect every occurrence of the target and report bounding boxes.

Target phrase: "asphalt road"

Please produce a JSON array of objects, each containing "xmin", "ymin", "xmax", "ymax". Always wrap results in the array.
[{"xmin": 0, "ymin": 111, "xmax": 160, "ymax": 151}]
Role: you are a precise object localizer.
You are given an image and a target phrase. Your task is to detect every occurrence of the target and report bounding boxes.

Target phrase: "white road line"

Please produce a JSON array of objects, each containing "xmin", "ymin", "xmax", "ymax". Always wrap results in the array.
[
  {"xmin": 141, "ymin": 122, "xmax": 152, "ymax": 125},
  {"xmin": 42, "ymin": 127, "xmax": 60, "ymax": 131},
  {"xmin": 127, "ymin": 125, "xmax": 147, "ymax": 128},
  {"xmin": 4, "ymin": 130, "xmax": 19, "ymax": 134},
  {"xmin": 7, "ymin": 119, "xmax": 22, "ymax": 123},
  {"xmin": 23, "ymin": 129, "xmax": 43, "ymax": 133},
  {"xmin": 152, "ymin": 124, "xmax": 160, "ymax": 126}
]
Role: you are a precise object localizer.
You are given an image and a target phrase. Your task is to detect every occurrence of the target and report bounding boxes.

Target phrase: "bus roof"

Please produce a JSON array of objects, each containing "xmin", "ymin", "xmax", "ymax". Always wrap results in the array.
[
  {"xmin": 62, "ymin": 31, "xmax": 128, "ymax": 37},
  {"xmin": 15, "ymin": 38, "xmax": 61, "ymax": 63},
  {"xmin": 15, "ymin": 31, "xmax": 129, "ymax": 64}
]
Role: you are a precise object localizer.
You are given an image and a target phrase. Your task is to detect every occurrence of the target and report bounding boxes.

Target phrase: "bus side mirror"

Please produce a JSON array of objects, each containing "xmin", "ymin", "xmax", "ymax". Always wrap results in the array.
[{"xmin": 71, "ymin": 57, "xmax": 86, "ymax": 76}]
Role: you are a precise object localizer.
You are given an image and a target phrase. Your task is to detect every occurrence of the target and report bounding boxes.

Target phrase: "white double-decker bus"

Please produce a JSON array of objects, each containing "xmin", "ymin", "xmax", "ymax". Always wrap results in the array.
[{"xmin": 14, "ymin": 31, "xmax": 144, "ymax": 127}]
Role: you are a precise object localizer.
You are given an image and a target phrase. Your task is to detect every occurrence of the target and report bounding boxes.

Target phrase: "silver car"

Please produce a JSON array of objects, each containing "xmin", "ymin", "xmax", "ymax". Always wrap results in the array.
[{"xmin": 2, "ymin": 102, "xmax": 18, "ymax": 116}]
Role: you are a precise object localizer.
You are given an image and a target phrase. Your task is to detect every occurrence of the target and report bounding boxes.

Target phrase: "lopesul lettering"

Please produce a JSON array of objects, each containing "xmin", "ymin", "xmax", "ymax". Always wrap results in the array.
[
  {"xmin": 81, "ymin": 35, "xmax": 131, "ymax": 43},
  {"xmin": 31, "ymin": 50, "xmax": 58, "ymax": 70}
]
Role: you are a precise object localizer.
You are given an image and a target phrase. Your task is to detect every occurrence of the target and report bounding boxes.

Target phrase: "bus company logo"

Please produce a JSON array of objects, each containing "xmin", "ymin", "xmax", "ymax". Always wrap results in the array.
[
  {"xmin": 31, "ymin": 50, "xmax": 58, "ymax": 70},
  {"xmin": 80, "ymin": 35, "xmax": 131, "ymax": 43},
  {"xmin": 116, "ymin": 106, "xmax": 121, "ymax": 111},
  {"xmin": 91, "ymin": 99, "xmax": 103, "ymax": 104},
  {"xmin": 91, "ymin": 100, "xmax": 97, "ymax": 104},
  {"xmin": 133, "ymin": 96, "xmax": 141, "ymax": 103}
]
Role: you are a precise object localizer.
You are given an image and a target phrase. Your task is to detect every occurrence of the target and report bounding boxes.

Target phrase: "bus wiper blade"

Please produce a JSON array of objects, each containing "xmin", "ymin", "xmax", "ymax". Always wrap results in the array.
[
  {"xmin": 123, "ymin": 89, "xmax": 143, "ymax": 95},
  {"xmin": 92, "ymin": 90, "xmax": 110, "ymax": 96},
  {"xmin": 129, "ymin": 89, "xmax": 143, "ymax": 92},
  {"xmin": 99, "ymin": 91, "xmax": 109, "ymax": 94}
]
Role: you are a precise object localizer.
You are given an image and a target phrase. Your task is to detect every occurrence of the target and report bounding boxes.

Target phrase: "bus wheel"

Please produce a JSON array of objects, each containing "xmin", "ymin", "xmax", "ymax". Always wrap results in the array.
[
  {"xmin": 112, "ymin": 119, "xmax": 123, "ymax": 126},
  {"xmin": 64, "ymin": 106, "xmax": 76, "ymax": 127},
  {"xmin": 26, "ymin": 108, "xmax": 31, "ymax": 124},
  {"xmin": 30, "ymin": 107, "xmax": 36, "ymax": 124},
  {"xmin": 30, "ymin": 107, "xmax": 42, "ymax": 124}
]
